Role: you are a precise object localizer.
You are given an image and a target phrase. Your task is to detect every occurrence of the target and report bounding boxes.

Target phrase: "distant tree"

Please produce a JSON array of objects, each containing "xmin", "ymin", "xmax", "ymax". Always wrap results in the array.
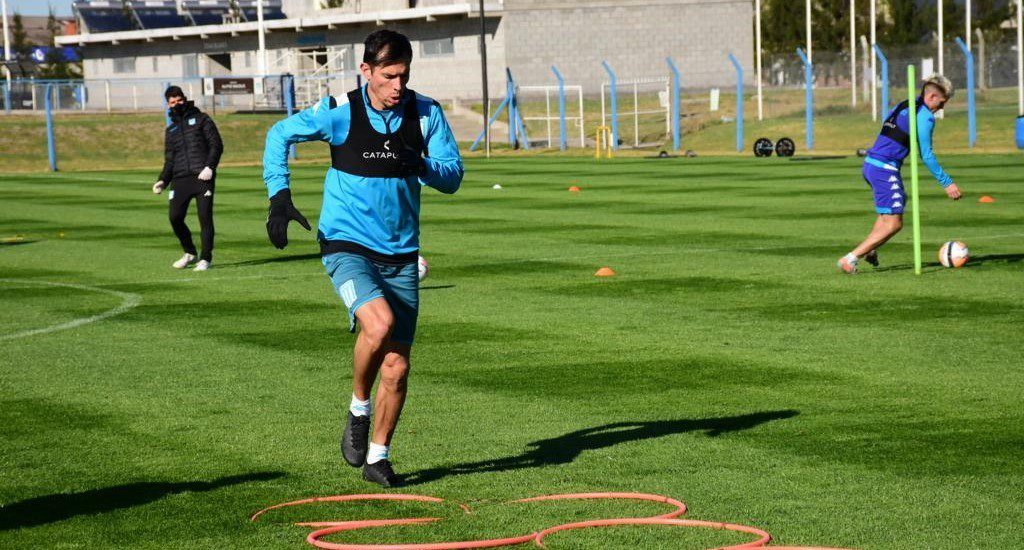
[
  {"xmin": 760, "ymin": 0, "xmax": 1014, "ymax": 54},
  {"xmin": 972, "ymin": 0, "xmax": 1014, "ymax": 44},
  {"xmin": 762, "ymin": 0, "xmax": 805, "ymax": 54},
  {"xmin": 11, "ymin": 12, "xmax": 34, "ymax": 77},
  {"xmin": 39, "ymin": 9, "xmax": 82, "ymax": 79},
  {"xmin": 761, "ymin": 0, "xmax": 869, "ymax": 55},
  {"xmin": 320, "ymin": 0, "xmax": 345, "ymax": 8}
]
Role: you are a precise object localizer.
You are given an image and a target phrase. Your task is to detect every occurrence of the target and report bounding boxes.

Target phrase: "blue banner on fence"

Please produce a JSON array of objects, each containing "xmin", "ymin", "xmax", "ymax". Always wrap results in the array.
[{"xmin": 29, "ymin": 47, "xmax": 81, "ymax": 64}]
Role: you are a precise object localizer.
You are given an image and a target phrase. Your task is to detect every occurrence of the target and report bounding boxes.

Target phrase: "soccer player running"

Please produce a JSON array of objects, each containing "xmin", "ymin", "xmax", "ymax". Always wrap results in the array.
[
  {"xmin": 152, "ymin": 86, "xmax": 223, "ymax": 271},
  {"xmin": 838, "ymin": 75, "xmax": 963, "ymax": 274},
  {"xmin": 262, "ymin": 30, "xmax": 463, "ymax": 486}
]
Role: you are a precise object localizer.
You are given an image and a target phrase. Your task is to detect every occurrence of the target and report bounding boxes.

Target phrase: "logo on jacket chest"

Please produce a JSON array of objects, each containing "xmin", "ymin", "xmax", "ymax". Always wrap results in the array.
[{"xmin": 362, "ymin": 139, "xmax": 399, "ymax": 160}]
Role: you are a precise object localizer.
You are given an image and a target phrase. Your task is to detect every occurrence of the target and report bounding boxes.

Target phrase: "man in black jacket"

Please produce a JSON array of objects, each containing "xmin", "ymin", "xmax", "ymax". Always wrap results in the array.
[{"xmin": 153, "ymin": 86, "xmax": 223, "ymax": 271}]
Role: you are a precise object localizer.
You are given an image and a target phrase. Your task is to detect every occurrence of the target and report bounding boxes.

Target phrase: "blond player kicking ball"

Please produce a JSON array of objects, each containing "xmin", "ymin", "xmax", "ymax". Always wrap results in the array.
[{"xmin": 838, "ymin": 75, "xmax": 963, "ymax": 274}]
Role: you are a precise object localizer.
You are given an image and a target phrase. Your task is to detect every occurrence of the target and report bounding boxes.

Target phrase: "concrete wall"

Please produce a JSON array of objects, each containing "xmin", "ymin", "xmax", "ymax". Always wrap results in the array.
[{"xmin": 502, "ymin": 0, "xmax": 753, "ymax": 89}]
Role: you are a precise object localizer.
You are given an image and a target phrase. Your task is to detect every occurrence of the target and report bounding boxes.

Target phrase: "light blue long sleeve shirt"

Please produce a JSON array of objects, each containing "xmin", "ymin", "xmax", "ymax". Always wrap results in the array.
[
  {"xmin": 263, "ymin": 86, "xmax": 463, "ymax": 255},
  {"xmin": 915, "ymin": 110, "xmax": 953, "ymax": 188}
]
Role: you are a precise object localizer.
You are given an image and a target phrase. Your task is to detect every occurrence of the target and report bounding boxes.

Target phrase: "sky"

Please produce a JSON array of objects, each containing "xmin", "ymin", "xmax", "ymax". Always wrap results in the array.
[{"xmin": 5, "ymin": 1, "xmax": 74, "ymax": 17}]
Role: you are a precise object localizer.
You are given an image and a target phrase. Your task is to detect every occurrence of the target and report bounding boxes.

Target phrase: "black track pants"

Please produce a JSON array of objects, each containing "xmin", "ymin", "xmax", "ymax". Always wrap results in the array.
[{"xmin": 168, "ymin": 176, "xmax": 215, "ymax": 262}]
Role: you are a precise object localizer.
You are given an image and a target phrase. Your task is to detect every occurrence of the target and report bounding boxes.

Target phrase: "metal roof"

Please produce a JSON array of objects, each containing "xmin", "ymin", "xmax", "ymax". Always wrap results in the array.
[{"xmin": 56, "ymin": 3, "xmax": 503, "ymax": 46}]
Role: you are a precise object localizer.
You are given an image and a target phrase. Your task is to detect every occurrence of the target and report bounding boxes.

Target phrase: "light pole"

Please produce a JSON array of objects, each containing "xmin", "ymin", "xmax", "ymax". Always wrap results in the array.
[
  {"xmin": 257, "ymin": 0, "xmax": 267, "ymax": 77},
  {"xmin": 479, "ymin": 0, "xmax": 490, "ymax": 157},
  {"xmin": 938, "ymin": 0, "xmax": 944, "ymax": 76},
  {"xmin": 850, "ymin": 0, "xmax": 857, "ymax": 107},
  {"xmin": 870, "ymin": 0, "xmax": 876, "ymax": 120},
  {"xmin": 756, "ymin": 0, "xmax": 763, "ymax": 120},
  {"xmin": 2, "ymin": 0, "xmax": 12, "ymax": 101},
  {"xmin": 966, "ymin": 0, "xmax": 972, "ymax": 50},
  {"xmin": 805, "ymin": 0, "xmax": 812, "ymax": 64}
]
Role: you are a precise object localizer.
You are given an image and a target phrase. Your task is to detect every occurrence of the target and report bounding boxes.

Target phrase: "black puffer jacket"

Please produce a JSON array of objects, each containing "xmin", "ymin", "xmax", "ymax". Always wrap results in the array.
[{"xmin": 158, "ymin": 101, "xmax": 223, "ymax": 182}]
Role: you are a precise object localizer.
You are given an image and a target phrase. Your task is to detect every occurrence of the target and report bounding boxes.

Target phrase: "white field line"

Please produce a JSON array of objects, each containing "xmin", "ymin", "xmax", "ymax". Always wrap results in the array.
[{"xmin": 0, "ymin": 279, "xmax": 142, "ymax": 342}]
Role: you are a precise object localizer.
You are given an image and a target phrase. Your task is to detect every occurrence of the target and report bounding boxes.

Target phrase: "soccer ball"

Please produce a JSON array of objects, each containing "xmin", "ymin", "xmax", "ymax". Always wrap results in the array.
[
  {"xmin": 417, "ymin": 255, "xmax": 429, "ymax": 281},
  {"xmin": 938, "ymin": 241, "xmax": 969, "ymax": 268}
]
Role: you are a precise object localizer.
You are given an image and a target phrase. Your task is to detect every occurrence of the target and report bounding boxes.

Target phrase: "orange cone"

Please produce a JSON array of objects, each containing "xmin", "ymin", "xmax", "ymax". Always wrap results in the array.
[
  {"xmin": 568, "ymin": 186, "xmax": 581, "ymax": 192},
  {"xmin": 979, "ymin": 195, "xmax": 995, "ymax": 203},
  {"xmin": 594, "ymin": 267, "xmax": 616, "ymax": 277}
]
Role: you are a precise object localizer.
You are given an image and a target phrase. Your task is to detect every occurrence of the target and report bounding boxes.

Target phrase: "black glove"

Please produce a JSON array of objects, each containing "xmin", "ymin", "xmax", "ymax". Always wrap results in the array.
[
  {"xmin": 398, "ymin": 147, "xmax": 426, "ymax": 177},
  {"xmin": 266, "ymin": 189, "xmax": 311, "ymax": 249}
]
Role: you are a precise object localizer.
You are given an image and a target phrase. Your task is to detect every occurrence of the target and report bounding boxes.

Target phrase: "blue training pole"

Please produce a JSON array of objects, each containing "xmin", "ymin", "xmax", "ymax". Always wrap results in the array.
[
  {"xmin": 470, "ymin": 96, "xmax": 510, "ymax": 151},
  {"xmin": 667, "ymin": 57, "xmax": 681, "ymax": 151},
  {"xmin": 601, "ymin": 61, "xmax": 619, "ymax": 150},
  {"xmin": 728, "ymin": 53, "xmax": 744, "ymax": 152},
  {"xmin": 506, "ymin": 68, "xmax": 530, "ymax": 150},
  {"xmin": 44, "ymin": 84, "xmax": 57, "ymax": 171},
  {"xmin": 284, "ymin": 75, "xmax": 297, "ymax": 159},
  {"xmin": 873, "ymin": 45, "xmax": 889, "ymax": 121},
  {"xmin": 551, "ymin": 65, "xmax": 567, "ymax": 151},
  {"xmin": 797, "ymin": 47, "xmax": 814, "ymax": 150},
  {"xmin": 3, "ymin": 81, "xmax": 10, "ymax": 115},
  {"xmin": 954, "ymin": 37, "xmax": 977, "ymax": 148},
  {"xmin": 162, "ymin": 81, "xmax": 172, "ymax": 126}
]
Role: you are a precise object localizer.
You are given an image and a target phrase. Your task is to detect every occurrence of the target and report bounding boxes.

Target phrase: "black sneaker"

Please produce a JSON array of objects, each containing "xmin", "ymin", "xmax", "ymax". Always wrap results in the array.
[
  {"xmin": 363, "ymin": 459, "xmax": 400, "ymax": 487},
  {"xmin": 341, "ymin": 413, "xmax": 370, "ymax": 467},
  {"xmin": 864, "ymin": 250, "xmax": 880, "ymax": 267}
]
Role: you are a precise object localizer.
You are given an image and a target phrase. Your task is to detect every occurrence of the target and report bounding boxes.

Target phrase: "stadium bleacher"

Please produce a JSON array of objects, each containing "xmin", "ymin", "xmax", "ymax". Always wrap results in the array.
[
  {"xmin": 181, "ymin": 0, "xmax": 233, "ymax": 26},
  {"xmin": 73, "ymin": 0, "xmax": 134, "ymax": 33},
  {"xmin": 237, "ymin": 0, "xmax": 287, "ymax": 22},
  {"xmin": 127, "ymin": 0, "xmax": 188, "ymax": 29}
]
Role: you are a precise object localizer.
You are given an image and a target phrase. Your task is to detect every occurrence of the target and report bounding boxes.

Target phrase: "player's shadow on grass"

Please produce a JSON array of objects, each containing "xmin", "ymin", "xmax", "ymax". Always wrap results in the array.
[
  {"xmin": 969, "ymin": 253, "xmax": 1024, "ymax": 265},
  {"xmin": 0, "ymin": 471, "xmax": 284, "ymax": 530},
  {"xmin": 871, "ymin": 253, "xmax": 1024, "ymax": 273},
  {"xmin": 401, "ymin": 410, "xmax": 798, "ymax": 486}
]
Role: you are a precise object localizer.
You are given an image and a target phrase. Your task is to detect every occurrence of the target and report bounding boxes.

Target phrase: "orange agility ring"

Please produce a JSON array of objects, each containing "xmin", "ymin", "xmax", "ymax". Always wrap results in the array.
[
  {"xmin": 251, "ymin": 492, "xmax": 854, "ymax": 550},
  {"xmin": 533, "ymin": 517, "xmax": 770, "ymax": 549},
  {"xmin": 250, "ymin": 493, "xmax": 535, "ymax": 550},
  {"xmin": 513, "ymin": 492, "xmax": 686, "ymax": 519}
]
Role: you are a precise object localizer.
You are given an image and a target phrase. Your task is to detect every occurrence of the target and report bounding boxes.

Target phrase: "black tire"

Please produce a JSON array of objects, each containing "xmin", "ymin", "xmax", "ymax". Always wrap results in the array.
[
  {"xmin": 775, "ymin": 137, "xmax": 796, "ymax": 157},
  {"xmin": 753, "ymin": 137, "xmax": 774, "ymax": 157}
]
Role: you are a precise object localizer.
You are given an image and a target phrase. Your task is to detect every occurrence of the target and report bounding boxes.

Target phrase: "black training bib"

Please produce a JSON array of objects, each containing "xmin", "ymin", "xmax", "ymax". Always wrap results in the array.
[
  {"xmin": 879, "ymin": 97, "xmax": 926, "ymax": 149},
  {"xmin": 330, "ymin": 88, "xmax": 425, "ymax": 177}
]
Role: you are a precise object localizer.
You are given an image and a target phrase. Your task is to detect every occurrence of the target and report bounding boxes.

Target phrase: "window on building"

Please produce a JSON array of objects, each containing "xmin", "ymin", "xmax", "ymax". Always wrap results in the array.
[
  {"xmin": 152, "ymin": 57, "xmax": 159, "ymax": 73},
  {"xmin": 113, "ymin": 57, "xmax": 136, "ymax": 74},
  {"xmin": 245, "ymin": 51, "xmax": 252, "ymax": 67},
  {"xmin": 420, "ymin": 37, "xmax": 454, "ymax": 58}
]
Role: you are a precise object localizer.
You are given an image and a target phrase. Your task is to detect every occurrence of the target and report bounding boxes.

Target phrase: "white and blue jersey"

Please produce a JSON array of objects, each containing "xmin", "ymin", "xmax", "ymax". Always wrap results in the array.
[
  {"xmin": 862, "ymin": 100, "xmax": 953, "ymax": 214},
  {"xmin": 263, "ymin": 85, "xmax": 463, "ymax": 258}
]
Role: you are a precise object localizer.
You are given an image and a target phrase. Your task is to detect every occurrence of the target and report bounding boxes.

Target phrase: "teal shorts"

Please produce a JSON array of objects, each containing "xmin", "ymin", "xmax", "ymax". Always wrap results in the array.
[{"xmin": 323, "ymin": 252, "xmax": 419, "ymax": 345}]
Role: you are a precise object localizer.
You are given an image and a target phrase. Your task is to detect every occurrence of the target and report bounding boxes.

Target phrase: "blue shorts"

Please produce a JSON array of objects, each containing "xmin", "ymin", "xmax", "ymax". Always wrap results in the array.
[
  {"xmin": 323, "ymin": 252, "xmax": 419, "ymax": 345},
  {"xmin": 862, "ymin": 162, "xmax": 906, "ymax": 215}
]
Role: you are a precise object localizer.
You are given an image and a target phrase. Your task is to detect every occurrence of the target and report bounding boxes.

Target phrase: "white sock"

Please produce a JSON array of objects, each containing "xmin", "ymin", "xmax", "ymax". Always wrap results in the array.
[
  {"xmin": 349, "ymin": 394, "xmax": 371, "ymax": 417},
  {"xmin": 366, "ymin": 443, "xmax": 389, "ymax": 465},
  {"xmin": 844, "ymin": 253, "xmax": 859, "ymax": 263}
]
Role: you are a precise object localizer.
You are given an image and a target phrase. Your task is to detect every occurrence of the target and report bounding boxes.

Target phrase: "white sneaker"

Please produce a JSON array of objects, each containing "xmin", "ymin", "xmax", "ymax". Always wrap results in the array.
[
  {"xmin": 193, "ymin": 260, "xmax": 211, "ymax": 271},
  {"xmin": 172, "ymin": 253, "xmax": 196, "ymax": 269}
]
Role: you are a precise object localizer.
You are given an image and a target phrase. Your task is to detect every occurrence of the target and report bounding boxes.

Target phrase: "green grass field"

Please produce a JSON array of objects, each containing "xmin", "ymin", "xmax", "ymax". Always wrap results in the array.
[{"xmin": 1, "ymin": 155, "xmax": 1022, "ymax": 549}]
